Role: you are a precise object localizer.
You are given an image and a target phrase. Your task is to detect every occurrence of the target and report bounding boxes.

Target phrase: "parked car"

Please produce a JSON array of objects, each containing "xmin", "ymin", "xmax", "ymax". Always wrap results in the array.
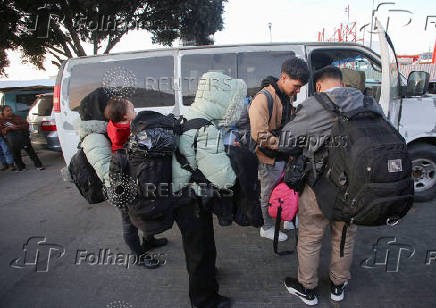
[
  {"xmin": 27, "ymin": 93, "xmax": 61, "ymax": 152},
  {"xmin": 53, "ymin": 20, "xmax": 436, "ymax": 201}
]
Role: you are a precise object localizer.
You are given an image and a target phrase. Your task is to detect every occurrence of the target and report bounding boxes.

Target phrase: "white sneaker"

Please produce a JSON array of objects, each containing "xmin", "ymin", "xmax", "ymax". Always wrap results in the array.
[
  {"xmin": 260, "ymin": 227, "xmax": 288, "ymax": 241},
  {"xmin": 284, "ymin": 217, "xmax": 299, "ymax": 230}
]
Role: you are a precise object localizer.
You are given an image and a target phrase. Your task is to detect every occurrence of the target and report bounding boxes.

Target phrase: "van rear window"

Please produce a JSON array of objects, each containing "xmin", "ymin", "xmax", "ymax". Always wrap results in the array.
[{"xmin": 68, "ymin": 56, "xmax": 175, "ymax": 111}]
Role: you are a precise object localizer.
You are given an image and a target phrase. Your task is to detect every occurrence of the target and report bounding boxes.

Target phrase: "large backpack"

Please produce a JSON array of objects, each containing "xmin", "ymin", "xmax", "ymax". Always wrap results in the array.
[
  {"xmin": 69, "ymin": 147, "xmax": 107, "ymax": 204},
  {"xmin": 108, "ymin": 111, "xmax": 213, "ymax": 236},
  {"xmin": 312, "ymin": 93, "xmax": 414, "ymax": 257}
]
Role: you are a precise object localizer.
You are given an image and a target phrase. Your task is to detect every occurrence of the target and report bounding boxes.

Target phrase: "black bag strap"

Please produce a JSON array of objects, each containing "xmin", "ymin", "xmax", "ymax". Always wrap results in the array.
[
  {"xmin": 181, "ymin": 118, "xmax": 212, "ymax": 134},
  {"xmin": 116, "ymin": 148, "xmax": 129, "ymax": 175},
  {"xmin": 339, "ymin": 222, "xmax": 349, "ymax": 258},
  {"xmin": 175, "ymin": 118, "xmax": 213, "ymax": 186},
  {"xmin": 273, "ymin": 201, "xmax": 294, "ymax": 256}
]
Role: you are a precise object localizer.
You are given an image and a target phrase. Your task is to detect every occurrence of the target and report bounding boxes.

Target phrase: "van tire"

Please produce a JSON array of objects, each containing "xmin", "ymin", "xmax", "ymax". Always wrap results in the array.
[{"xmin": 408, "ymin": 143, "xmax": 436, "ymax": 202}]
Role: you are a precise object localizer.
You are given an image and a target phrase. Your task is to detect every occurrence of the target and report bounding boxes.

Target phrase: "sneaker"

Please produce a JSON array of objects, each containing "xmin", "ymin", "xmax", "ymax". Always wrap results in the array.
[
  {"xmin": 330, "ymin": 279, "xmax": 348, "ymax": 302},
  {"xmin": 284, "ymin": 277, "xmax": 318, "ymax": 306},
  {"xmin": 260, "ymin": 226, "xmax": 288, "ymax": 241}
]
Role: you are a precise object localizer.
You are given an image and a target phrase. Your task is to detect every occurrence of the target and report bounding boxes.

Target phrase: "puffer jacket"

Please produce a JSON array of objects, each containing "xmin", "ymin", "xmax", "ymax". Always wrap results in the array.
[
  {"xmin": 80, "ymin": 120, "xmax": 112, "ymax": 186},
  {"xmin": 172, "ymin": 71, "xmax": 247, "ymax": 195}
]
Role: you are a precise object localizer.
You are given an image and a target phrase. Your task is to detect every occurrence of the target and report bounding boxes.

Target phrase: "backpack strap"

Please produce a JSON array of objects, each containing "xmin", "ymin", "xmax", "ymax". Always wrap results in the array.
[
  {"xmin": 273, "ymin": 199, "xmax": 294, "ymax": 256},
  {"xmin": 175, "ymin": 118, "xmax": 213, "ymax": 186},
  {"xmin": 340, "ymin": 222, "xmax": 349, "ymax": 258},
  {"xmin": 116, "ymin": 148, "xmax": 129, "ymax": 175},
  {"xmin": 181, "ymin": 118, "xmax": 212, "ymax": 134},
  {"xmin": 257, "ymin": 89, "xmax": 274, "ymax": 124}
]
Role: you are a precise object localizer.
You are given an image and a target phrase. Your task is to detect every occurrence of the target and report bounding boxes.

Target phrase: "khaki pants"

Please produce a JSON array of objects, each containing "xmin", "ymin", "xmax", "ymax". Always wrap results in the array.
[{"xmin": 297, "ymin": 185, "xmax": 357, "ymax": 289}]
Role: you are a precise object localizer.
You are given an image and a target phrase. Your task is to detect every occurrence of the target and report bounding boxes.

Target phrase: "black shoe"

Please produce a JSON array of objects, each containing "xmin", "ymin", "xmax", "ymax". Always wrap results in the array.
[
  {"xmin": 191, "ymin": 295, "xmax": 231, "ymax": 308},
  {"xmin": 1, "ymin": 163, "xmax": 8, "ymax": 171},
  {"xmin": 134, "ymin": 254, "xmax": 160, "ymax": 270},
  {"xmin": 143, "ymin": 255, "xmax": 160, "ymax": 269},
  {"xmin": 9, "ymin": 164, "xmax": 16, "ymax": 171},
  {"xmin": 284, "ymin": 277, "xmax": 318, "ymax": 306},
  {"xmin": 142, "ymin": 236, "xmax": 168, "ymax": 252},
  {"xmin": 330, "ymin": 279, "xmax": 348, "ymax": 302}
]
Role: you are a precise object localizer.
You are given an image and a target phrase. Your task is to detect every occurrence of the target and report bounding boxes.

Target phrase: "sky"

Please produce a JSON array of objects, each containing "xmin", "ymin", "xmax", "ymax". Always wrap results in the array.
[{"xmin": 1, "ymin": 0, "xmax": 435, "ymax": 80}]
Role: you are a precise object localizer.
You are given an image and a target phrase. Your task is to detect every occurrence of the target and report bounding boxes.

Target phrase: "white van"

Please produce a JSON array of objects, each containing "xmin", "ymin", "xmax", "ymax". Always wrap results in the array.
[{"xmin": 54, "ymin": 21, "xmax": 436, "ymax": 201}]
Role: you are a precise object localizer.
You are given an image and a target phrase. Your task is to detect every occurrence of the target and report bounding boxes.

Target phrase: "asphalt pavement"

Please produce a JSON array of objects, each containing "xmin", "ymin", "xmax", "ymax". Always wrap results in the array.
[{"xmin": 1, "ymin": 150, "xmax": 435, "ymax": 308}]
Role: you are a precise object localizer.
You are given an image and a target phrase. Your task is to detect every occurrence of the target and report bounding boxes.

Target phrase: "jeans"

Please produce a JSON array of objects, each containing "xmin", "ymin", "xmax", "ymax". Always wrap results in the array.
[
  {"xmin": 258, "ymin": 161, "xmax": 286, "ymax": 229},
  {"xmin": 174, "ymin": 197, "xmax": 219, "ymax": 308},
  {"xmin": 0, "ymin": 136, "xmax": 13, "ymax": 164}
]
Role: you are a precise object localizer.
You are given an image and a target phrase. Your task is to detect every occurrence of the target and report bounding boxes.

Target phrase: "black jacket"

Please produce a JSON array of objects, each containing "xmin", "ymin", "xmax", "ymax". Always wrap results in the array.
[{"xmin": 227, "ymin": 145, "xmax": 264, "ymax": 228}]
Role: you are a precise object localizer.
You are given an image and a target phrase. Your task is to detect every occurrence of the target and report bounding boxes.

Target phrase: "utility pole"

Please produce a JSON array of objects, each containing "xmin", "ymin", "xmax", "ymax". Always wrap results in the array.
[
  {"xmin": 268, "ymin": 22, "xmax": 272, "ymax": 42},
  {"xmin": 369, "ymin": 0, "xmax": 375, "ymax": 49}
]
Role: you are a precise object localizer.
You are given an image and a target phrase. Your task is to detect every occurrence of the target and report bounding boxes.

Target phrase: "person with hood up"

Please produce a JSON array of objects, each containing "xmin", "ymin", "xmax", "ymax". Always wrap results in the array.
[
  {"xmin": 172, "ymin": 71, "xmax": 247, "ymax": 308},
  {"xmin": 279, "ymin": 66, "xmax": 384, "ymax": 306}
]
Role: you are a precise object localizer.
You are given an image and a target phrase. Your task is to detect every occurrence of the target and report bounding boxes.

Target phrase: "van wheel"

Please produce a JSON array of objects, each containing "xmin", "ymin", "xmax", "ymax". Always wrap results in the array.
[{"xmin": 408, "ymin": 143, "xmax": 436, "ymax": 202}]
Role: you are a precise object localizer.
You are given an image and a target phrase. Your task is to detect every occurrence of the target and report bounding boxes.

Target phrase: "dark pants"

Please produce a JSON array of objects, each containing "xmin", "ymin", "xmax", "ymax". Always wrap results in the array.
[
  {"xmin": 6, "ymin": 131, "xmax": 42, "ymax": 169},
  {"xmin": 119, "ymin": 207, "xmax": 144, "ymax": 255},
  {"xmin": 174, "ymin": 198, "xmax": 219, "ymax": 308}
]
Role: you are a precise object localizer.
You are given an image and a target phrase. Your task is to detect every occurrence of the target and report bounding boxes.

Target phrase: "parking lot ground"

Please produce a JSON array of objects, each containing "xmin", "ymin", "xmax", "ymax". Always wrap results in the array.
[{"xmin": 1, "ymin": 150, "xmax": 435, "ymax": 308}]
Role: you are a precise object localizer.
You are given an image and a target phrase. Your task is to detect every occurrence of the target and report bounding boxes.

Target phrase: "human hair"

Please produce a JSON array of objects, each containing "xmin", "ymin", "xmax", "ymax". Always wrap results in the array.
[
  {"xmin": 313, "ymin": 65, "xmax": 343, "ymax": 84},
  {"xmin": 1, "ymin": 105, "xmax": 11, "ymax": 116},
  {"xmin": 281, "ymin": 57, "xmax": 310, "ymax": 85},
  {"xmin": 104, "ymin": 97, "xmax": 130, "ymax": 122}
]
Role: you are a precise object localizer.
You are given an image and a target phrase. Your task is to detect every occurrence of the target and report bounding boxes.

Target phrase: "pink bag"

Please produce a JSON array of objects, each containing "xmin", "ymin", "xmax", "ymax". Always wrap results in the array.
[
  {"xmin": 268, "ymin": 173, "xmax": 298, "ymax": 255},
  {"xmin": 268, "ymin": 178, "xmax": 298, "ymax": 221}
]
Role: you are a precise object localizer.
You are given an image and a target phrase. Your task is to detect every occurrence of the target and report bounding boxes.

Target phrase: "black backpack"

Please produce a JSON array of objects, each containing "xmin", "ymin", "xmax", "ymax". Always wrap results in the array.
[
  {"xmin": 68, "ymin": 147, "xmax": 107, "ymax": 204},
  {"xmin": 108, "ymin": 111, "xmax": 214, "ymax": 236},
  {"xmin": 312, "ymin": 93, "xmax": 414, "ymax": 257}
]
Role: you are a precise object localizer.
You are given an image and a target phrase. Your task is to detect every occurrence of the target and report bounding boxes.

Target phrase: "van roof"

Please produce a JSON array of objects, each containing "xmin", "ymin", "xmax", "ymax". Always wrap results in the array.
[{"xmin": 67, "ymin": 42, "xmax": 378, "ymax": 62}]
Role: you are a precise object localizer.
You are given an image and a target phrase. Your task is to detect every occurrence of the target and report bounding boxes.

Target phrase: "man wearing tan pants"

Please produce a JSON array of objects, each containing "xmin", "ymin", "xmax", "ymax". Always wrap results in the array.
[
  {"xmin": 294, "ymin": 185, "xmax": 357, "ymax": 304},
  {"xmin": 277, "ymin": 66, "xmax": 384, "ymax": 305}
]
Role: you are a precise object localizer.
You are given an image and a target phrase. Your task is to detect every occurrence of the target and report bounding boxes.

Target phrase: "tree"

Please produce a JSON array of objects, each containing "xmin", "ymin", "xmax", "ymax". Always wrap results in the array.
[{"xmin": 0, "ymin": 0, "xmax": 226, "ymax": 76}]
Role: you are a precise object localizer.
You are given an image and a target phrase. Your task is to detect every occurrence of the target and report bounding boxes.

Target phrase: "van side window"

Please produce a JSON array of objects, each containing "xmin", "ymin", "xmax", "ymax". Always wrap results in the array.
[
  {"xmin": 69, "ymin": 56, "xmax": 175, "ymax": 111},
  {"xmin": 237, "ymin": 52, "xmax": 295, "ymax": 97},
  {"xmin": 181, "ymin": 53, "xmax": 237, "ymax": 105}
]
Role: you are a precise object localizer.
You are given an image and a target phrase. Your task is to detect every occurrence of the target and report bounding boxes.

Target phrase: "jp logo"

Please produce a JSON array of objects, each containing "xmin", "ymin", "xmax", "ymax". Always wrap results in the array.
[
  {"xmin": 361, "ymin": 237, "xmax": 415, "ymax": 272},
  {"xmin": 9, "ymin": 236, "xmax": 65, "ymax": 272}
]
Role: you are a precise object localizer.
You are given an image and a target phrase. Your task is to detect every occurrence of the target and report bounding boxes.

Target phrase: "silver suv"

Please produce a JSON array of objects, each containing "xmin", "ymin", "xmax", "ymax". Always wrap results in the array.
[{"xmin": 27, "ymin": 93, "xmax": 61, "ymax": 152}]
